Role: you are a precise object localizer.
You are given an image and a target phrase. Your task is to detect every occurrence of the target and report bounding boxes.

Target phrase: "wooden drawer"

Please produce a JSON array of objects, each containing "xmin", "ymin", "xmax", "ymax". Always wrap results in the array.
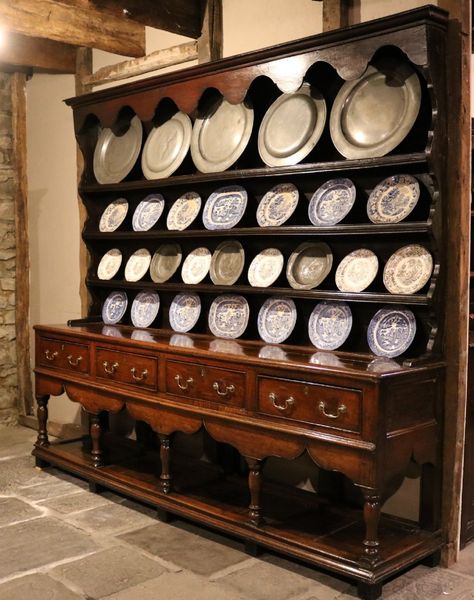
[
  {"xmin": 96, "ymin": 347, "xmax": 158, "ymax": 390},
  {"xmin": 165, "ymin": 359, "xmax": 245, "ymax": 408},
  {"xmin": 38, "ymin": 337, "xmax": 90, "ymax": 374},
  {"xmin": 257, "ymin": 376, "xmax": 362, "ymax": 433}
]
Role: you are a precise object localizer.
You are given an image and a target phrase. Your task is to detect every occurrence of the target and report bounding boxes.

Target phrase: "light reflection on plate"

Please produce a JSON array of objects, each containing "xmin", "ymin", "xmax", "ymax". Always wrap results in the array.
[
  {"xmin": 258, "ymin": 345, "xmax": 288, "ymax": 361},
  {"xmin": 209, "ymin": 339, "xmax": 244, "ymax": 355},
  {"xmin": 309, "ymin": 352, "xmax": 343, "ymax": 367},
  {"xmin": 170, "ymin": 334, "xmax": 195, "ymax": 348}
]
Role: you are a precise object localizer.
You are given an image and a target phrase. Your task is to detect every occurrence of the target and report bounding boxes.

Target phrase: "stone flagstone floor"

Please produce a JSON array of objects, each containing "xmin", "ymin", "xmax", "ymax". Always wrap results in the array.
[{"xmin": 0, "ymin": 426, "xmax": 474, "ymax": 599}]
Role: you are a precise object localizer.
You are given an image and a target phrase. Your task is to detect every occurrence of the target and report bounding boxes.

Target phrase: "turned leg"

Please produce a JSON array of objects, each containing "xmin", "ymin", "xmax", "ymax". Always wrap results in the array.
[
  {"xmin": 159, "ymin": 434, "xmax": 172, "ymax": 494},
  {"xmin": 89, "ymin": 413, "xmax": 103, "ymax": 468},
  {"xmin": 245, "ymin": 457, "xmax": 264, "ymax": 527},
  {"xmin": 362, "ymin": 491, "xmax": 381, "ymax": 564},
  {"xmin": 36, "ymin": 395, "xmax": 50, "ymax": 447},
  {"xmin": 357, "ymin": 582, "xmax": 382, "ymax": 600}
]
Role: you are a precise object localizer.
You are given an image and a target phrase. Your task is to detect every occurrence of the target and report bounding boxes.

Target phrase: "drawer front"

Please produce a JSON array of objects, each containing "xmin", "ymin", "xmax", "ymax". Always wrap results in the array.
[
  {"xmin": 257, "ymin": 376, "xmax": 362, "ymax": 433},
  {"xmin": 38, "ymin": 337, "xmax": 90, "ymax": 374},
  {"xmin": 96, "ymin": 348, "xmax": 158, "ymax": 390},
  {"xmin": 165, "ymin": 359, "xmax": 245, "ymax": 408}
]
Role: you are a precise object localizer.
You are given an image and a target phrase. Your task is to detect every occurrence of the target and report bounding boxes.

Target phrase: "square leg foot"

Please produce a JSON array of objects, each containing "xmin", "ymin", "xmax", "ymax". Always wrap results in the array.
[
  {"xmin": 156, "ymin": 508, "xmax": 174, "ymax": 523},
  {"xmin": 357, "ymin": 582, "xmax": 382, "ymax": 600},
  {"xmin": 88, "ymin": 481, "xmax": 105, "ymax": 494},
  {"xmin": 245, "ymin": 540, "xmax": 262, "ymax": 557},
  {"xmin": 421, "ymin": 549, "xmax": 441, "ymax": 568},
  {"xmin": 35, "ymin": 457, "xmax": 50, "ymax": 469}
]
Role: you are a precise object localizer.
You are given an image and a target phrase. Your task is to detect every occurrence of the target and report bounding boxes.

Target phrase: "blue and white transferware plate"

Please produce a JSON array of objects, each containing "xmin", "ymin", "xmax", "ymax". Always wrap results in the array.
[
  {"xmin": 124, "ymin": 248, "xmax": 151, "ymax": 282},
  {"xmin": 308, "ymin": 178, "xmax": 356, "ymax": 226},
  {"xmin": 97, "ymin": 248, "xmax": 122, "ymax": 280},
  {"xmin": 367, "ymin": 175, "xmax": 420, "ymax": 224},
  {"xmin": 167, "ymin": 191, "xmax": 201, "ymax": 231},
  {"xmin": 383, "ymin": 244, "xmax": 433, "ymax": 295},
  {"xmin": 208, "ymin": 294, "xmax": 249, "ymax": 339},
  {"xmin": 308, "ymin": 301, "xmax": 352, "ymax": 350},
  {"xmin": 202, "ymin": 185, "xmax": 247, "ymax": 230},
  {"xmin": 257, "ymin": 297, "xmax": 296, "ymax": 344},
  {"xmin": 256, "ymin": 183, "xmax": 299, "ymax": 227},
  {"xmin": 99, "ymin": 198, "xmax": 128, "ymax": 232},
  {"xmin": 132, "ymin": 194, "xmax": 165, "ymax": 231},
  {"xmin": 102, "ymin": 290, "xmax": 128, "ymax": 325},
  {"xmin": 367, "ymin": 305, "xmax": 416, "ymax": 358},
  {"xmin": 131, "ymin": 291, "xmax": 160, "ymax": 328},
  {"xmin": 248, "ymin": 248, "xmax": 284, "ymax": 288},
  {"xmin": 181, "ymin": 247, "xmax": 212, "ymax": 284},
  {"xmin": 169, "ymin": 292, "xmax": 201, "ymax": 333},
  {"xmin": 335, "ymin": 248, "xmax": 378, "ymax": 293}
]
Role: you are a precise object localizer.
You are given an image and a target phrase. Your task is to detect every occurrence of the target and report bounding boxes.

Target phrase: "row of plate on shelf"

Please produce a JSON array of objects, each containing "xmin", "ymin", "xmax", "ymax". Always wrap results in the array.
[
  {"xmin": 98, "ymin": 174, "xmax": 422, "ymax": 233},
  {"xmin": 97, "ymin": 242, "xmax": 433, "ymax": 296},
  {"xmin": 101, "ymin": 290, "xmax": 417, "ymax": 359},
  {"xmin": 93, "ymin": 58, "xmax": 422, "ymax": 183}
]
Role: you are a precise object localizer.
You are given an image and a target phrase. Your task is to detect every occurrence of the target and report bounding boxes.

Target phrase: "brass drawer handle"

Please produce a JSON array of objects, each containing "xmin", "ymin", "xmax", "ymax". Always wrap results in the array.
[
  {"xmin": 131, "ymin": 367, "xmax": 148, "ymax": 382},
  {"xmin": 175, "ymin": 374, "xmax": 193, "ymax": 390},
  {"xmin": 67, "ymin": 354, "xmax": 83, "ymax": 367},
  {"xmin": 44, "ymin": 349, "xmax": 58, "ymax": 361},
  {"xmin": 318, "ymin": 401, "xmax": 347, "ymax": 419},
  {"xmin": 269, "ymin": 392, "xmax": 295, "ymax": 412},
  {"xmin": 213, "ymin": 381, "xmax": 235, "ymax": 397},
  {"xmin": 103, "ymin": 361, "xmax": 119, "ymax": 375}
]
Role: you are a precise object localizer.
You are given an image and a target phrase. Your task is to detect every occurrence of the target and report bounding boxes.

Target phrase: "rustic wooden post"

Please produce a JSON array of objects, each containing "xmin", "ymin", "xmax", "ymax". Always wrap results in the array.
[{"xmin": 198, "ymin": 0, "xmax": 223, "ymax": 63}]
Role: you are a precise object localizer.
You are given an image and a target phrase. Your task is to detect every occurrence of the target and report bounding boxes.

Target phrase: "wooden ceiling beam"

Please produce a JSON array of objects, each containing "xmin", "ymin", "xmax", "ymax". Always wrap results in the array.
[
  {"xmin": 0, "ymin": 32, "xmax": 76, "ymax": 73},
  {"xmin": 0, "ymin": 0, "xmax": 145, "ymax": 57}
]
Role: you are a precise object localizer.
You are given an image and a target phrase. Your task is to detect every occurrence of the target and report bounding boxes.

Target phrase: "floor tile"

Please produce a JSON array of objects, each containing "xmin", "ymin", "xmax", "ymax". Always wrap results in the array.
[
  {"xmin": 0, "ymin": 455, "xmax": 52, "ymax": 492},
  {"xmin": 39, "ymin": 491, "xmax": 111, "ymax": 515},
  {"xmin": 0, "ymin": 573, "xmax": 82, "ymax": 600},
  {"xmin": 18, "ymin": 480, "xmax": 84, "ymax": 502},
  {"xmin": 0, "ymin": 497, "xmax": 42, "ymax": 527},
  {"xmin": 68, "ymin": 501, "xmax": 156, "ymax": 535}
]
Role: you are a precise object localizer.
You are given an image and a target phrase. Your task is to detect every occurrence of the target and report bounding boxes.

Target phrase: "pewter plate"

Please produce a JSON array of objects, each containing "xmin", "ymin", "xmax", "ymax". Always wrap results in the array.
[
  {"xmin": 167, "ymin": 191, "xmax": 201, "ymax": 231},
  {"xmin": 124, "ymin": 248, "xmax": 151, "ymax": 282},
  {"xmin": 367, "ymin": 305, "xmax": 416, "ymax": 358},
  {"xmin": 191, "ymin": 97, "xmax": 254, "ymax": 173},
  {"xmin": 330, "ymin": 59, "xmax": 421, "ymax": 159},
  {"xmin": 210, "ymin": 240, "xmax": 245, "ymax": 286},
  {"xmin": 99, "ymin": 198, "xmax": 128, "ymax": 233},
  {"xmin": 383, "ymin": 244, "xmax": 433, "ymax": 295},
  {"xmin": 132, "ymin": 194, "xmax": 165, "ymax": 232},
  {"xmin": 102, "ymin": 290, "xmax": 128, "ymax": 325},
  {"xmin": 150, "ymin": 243, "xmax": 182, "ymax": 284},
  {"xmin": 169, "ymin": 292, "xmax": 201, "ymax": 333},
  {"xmin": 286, "ymin": 242, "xmax": 333, "ymax": 290},
  {"xmin": 131, "ymin": 291, "xmax": 160, "ymax": 328},
  {"xmin": 367, "ymin": 174, "xmax": 420, "ymax": 224},
  {"xmin": 308, "ymin": 178, "xmax": 356, "ymax": 226},
  {"xmin": 93, "ymin": 115, "xmax": 143, "ymax": 184},
  {"xmin": 141, "ymin": 111, "xmax": 192, "ymax": 180},
  {"xmin": 248, "ymin": 248, "xmax": 284, "ymax": 288},
  {"xmin": 202, "ymin": 185, "xmax": 247, "ymax": 230},
  {"xmin": 257, "ymin": 296, "xmax": 296, "ymax": 344},
  {"xmin": 208, "ymin": 294, "xmax": 249, "ymax": 339},
  {"xmin": 308, "ymin": 301, "xmax": 352, "ymax": 350},
  {"xmin": 97, "ymin": 248, "xmax": 122, "ymax": 281},
  {"xmin": 335, "ymin": 249, "xmax": 378, "ymax": 293},
  {"xmin": 256, "ymin": 183, "xmax": 299, "ymax": 227},
  {"xmin": 258, "ymin": 83, "xmax": 327, "ymax": 167},
  {"xmin": 181, "ymin": 247, "xmax": 212, "ymax": 284}
]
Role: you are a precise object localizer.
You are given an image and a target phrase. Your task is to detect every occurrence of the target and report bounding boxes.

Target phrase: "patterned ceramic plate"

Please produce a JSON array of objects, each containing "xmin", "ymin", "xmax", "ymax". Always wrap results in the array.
[
  {"xmin": 124, "ymin": 248, "xmax": 151, "ymax": 282},
  {"xmin": 150, "ymin": 243, "xmax": 182, "ymax": 284},
  {"xmin": 132, "ymin": 194, "xmax": 165, "ymax": 231},
  {"xmin": 258, "ymin": 83, "xmax": 327, "ymax": 167},
  {"xmin": 210, "ymin": 240, "xmax": 245, "ymax": 286},
  {"xmin": 256, "ymin": 183, "xmax": 299, "ymax": 227},
  {"xmin": 169, "ymin": 292, "xmax": 201, "ymax": 333},
  {"xmin": 308, "ymin": 178, "xmax": 356, "ymax": 226},
  {"xmin": 286, "ymin": 242, "xmax": 333, "ymax": 290},
  {"xmin": 97, "ymin": 248, "xmax": 122, "ymax": 280},
  {"xmin": 308, "ymin": 301, "xmax": 352, "ymax": 350},
  {"xmin": 131, "ymin": 291, "xmax": 160, "ymax": 328},
  {"xmin": 181, "ymin": 247, "xmax": 212, "ymax": 284},
  {"xmin": 383, "ymin": 244, "xmax": 433, "ymax": 294},
  {"xmin": 167, "ymin": 191, "xmax": 201, "ymax": 231},
  {"xmin": 99, "ymin": 198, "xmax": 128, "ymax": 232},
  {"xmin": 367, "ymin": 305, "xmax": 416, "ymax": 357},
  {"xmin": 202, "ymin": 185, "xmax": 247, "ymax": 230},
  {"xmin": 208, "ymin": 294, "xmax": 249, "ymax": 339},
  {"xmin": 335, "ymin": 249, "xmax": 378, "ymax": 292},
  {"xmin": 102, "ymin": 290, "xmax": 128, "ymax": 325},
  {"xmin": 248, "ymin": 248, "xmax": 284, "ymax": 288},
  {"xmin": 257, "ymin": 297, "xmax": 297, "ymax": 344},
  {"xmin": 367, "ymin": 175, "xmax": 420, "ymax": 223}
]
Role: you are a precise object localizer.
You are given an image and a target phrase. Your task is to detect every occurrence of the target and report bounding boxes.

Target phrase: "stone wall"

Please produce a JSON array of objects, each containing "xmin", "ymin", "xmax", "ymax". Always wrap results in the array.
[{"xmin": 0, "ymin": 73, "xmax": 18, "ymax": 426}]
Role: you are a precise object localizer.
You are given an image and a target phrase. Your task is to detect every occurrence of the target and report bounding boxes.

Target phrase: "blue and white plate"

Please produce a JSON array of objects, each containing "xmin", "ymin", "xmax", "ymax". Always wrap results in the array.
[
  {"xmin": 208, "ymin": 294, "xmax": 249, "ymax": 339},
  {"xmin": 248, "ymin": 248, "xmax": 284, "ymax": 288},
  {"xmin": 167, "ymin": 191, "xmax": 201, "ymax": 231},
  {"xmin": 132, "ymin": 194, "xmax": 165, "ymax": 232},
  {"xmin": 256, "ymin": 183, "xmax": 299, "ymax": 227},
  {"xmin": 335, "ymin": 248, "xmax": 378, "ymax": 293},
  {"xmin": 202, "ymin": 185, "xmax": 247, "ymax": 230},
  {"xmin": 169, "ymin": 292, "xmax": 201, "ymax": 333},
  {"xmin": 102, "ymin": 290, "xmax": 128, "ymax": 325},
  {"xmin": 257, "ymin": 297, "xmax": 296, "ymax": 344},
  {"xmin": 124, "ymin": 248, "xmax": 151, "ymax": 282},
  {"xmin": 181, "ymin": 247, "xmax": 211, "ymax": 284},
  {"xmin": 99, "ymin": 198, "xmax": 128, "ymax": 232},
  {"xmin": 367, "ymin": 175, "xmax": 420, "ymax": 224},
  {"xmin": 367, "ymin": 305, "xmax": 416, "ymax": 358},
  {"xmin": 131, "ymin": 291, "xmax": 160, "ymax": 328},
  {"xmin": 308, "ymin": 178, "xmax": 356, "ymax": 226},
  {"xmin": 308, "ymin": 301, "xmax": 352, "ymax": 350},
  {"xmin": 97, "ymin": 248, "xmax": 122, "ymax": 281}
]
